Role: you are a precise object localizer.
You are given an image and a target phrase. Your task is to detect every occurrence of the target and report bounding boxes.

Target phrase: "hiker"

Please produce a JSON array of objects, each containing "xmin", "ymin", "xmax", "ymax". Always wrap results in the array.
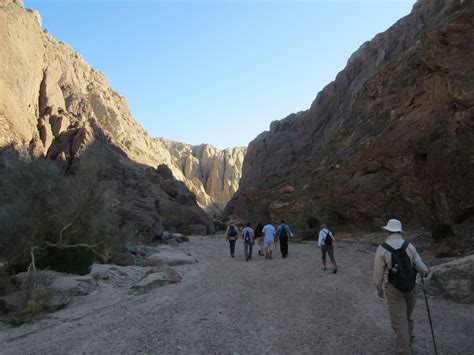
[
  {"xmin": 373, "ymin": 219, "xmax": 428, "ymax": 355},
  {"xmin": 255, "ymin": 221, "xmax": 264, "ymax": 256},
  {"xmin": 225, "ymin": 223, "xmax": 239, "ymax": 257},
  {"xmin": 262, "ymin": 222, "xmax": 276, "ymax": 259},
  {"xmin": 276, "ymin": 220, "xmax": 292, "ymax": 258},
  {"xmin": 318, "ymin": 224, "xmax": 337, "ymax": 273},
  {"xmin": 241, "ymin": 222, "xmax": 255, "ymax": 261}
]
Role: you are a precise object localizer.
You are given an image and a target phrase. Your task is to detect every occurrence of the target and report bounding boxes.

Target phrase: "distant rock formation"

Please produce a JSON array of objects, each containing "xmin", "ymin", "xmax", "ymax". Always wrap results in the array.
[
  {"xmin": 0, "ymin": 0, "xmax": 215, "ymax": 236},
  {"xmin": 225, "ymin": 0, "xmax": 474, "ymax": 231},
  {"xmin": 159, "ymin": 139, "xmax": 245, "ymax": 215}
]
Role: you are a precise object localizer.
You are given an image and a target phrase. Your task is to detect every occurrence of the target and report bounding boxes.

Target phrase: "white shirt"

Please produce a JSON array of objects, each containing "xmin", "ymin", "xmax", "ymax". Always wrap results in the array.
[
  {"xmin": 373, "ymin": 233, "xmax": 428, "ymax": 294},
  {"xmin": 262, "ymin": 224, "xmax": 276, "ymax": 243},
  {"xmin": 318, "ymin": 228, "xmax": 334, "ymax": 246}
]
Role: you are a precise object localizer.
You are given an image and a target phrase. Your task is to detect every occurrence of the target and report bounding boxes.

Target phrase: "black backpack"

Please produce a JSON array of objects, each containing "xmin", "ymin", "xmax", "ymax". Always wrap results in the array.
[
  {"xmin": 280, "ymin": 225, "xmax": 288, "ymax": 238},
  {"xmin": 228, "ymin": 226, "xmax": 237, "ymax": 237},
  {"xmin": 324, "ymin": 230, "xmax": 332, "ymax": 245},
  {"xmin": 382, "ymin": 240, "xmax": 416, "ymax": 292}
]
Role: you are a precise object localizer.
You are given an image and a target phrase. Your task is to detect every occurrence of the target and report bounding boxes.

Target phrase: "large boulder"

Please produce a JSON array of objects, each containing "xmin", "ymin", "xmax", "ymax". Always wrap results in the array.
[
  {"xmin": 424, "ymin": 255, "xmax": 474, "ymax": 304},
  {"xmin": 145, "ymin": 251, "xmax": 195, "ymax": 267},
  {"xmin": 131, "ymin": 268, "xmax": 181, "ymax": 293}
]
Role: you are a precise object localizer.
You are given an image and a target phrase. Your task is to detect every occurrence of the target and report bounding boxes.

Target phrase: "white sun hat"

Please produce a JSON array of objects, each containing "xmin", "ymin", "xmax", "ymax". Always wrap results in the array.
[{"xmin": 382, "ymin": 219, "xmax": 404, "ymax": 233}]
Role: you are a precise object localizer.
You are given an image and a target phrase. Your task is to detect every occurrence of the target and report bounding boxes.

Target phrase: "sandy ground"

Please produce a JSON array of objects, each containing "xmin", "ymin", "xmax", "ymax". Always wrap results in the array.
[{"xmin": 1, "ymin": 235, "xmax": 473, "ymax": 354}]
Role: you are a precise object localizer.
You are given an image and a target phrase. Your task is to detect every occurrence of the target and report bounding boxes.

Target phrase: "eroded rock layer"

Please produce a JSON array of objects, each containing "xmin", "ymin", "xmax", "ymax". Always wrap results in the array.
[{"xmin": 225, "ymin": 0, "xmax": 474, "ymax": 230}]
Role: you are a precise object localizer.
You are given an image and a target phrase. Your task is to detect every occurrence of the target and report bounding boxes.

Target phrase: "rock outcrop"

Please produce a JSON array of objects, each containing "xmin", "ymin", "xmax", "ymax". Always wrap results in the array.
[
  {"xmin": 425, "ymin": 255, "xmax": 474, "ymax": 304},
  {"xmin": 225, "ymin": 0, "xmax": 474, "ymax": 231},
  {"xmin": 159, "ymin": 139, "xmax": 245, "ymax": 215},
  {"xmin": 0, "ymin": 0, "xmax": 214, "ymax": 237}
]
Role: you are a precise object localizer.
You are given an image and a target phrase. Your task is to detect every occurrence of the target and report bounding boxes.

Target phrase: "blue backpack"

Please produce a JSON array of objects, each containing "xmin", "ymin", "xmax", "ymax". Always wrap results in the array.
[{"xmin": 244, "ymin": 230, "xmax": 252, "ymax": 241}]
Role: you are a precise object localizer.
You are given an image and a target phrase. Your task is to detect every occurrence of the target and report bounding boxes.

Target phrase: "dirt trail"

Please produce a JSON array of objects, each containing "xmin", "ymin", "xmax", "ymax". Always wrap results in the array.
[{"xmin": 1, "ymin": 236, "xmax": 473, "ymax": 354}]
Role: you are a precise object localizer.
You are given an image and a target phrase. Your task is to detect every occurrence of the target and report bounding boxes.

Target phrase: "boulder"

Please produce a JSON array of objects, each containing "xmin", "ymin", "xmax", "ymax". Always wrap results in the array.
[
  {"xmin": 145, "ymin": 252, "xmax": 195, "ymax": 267},
  {"xmin": 424, "ymin": 255, "xmax": 474, "ymax": 304},
  {"xmin": 131, "ymin": 268, "xmax": 181, "ymax": 293},
  {"xmin": 110, "ymin": 253, "xmax": 136, "ymax": 267},
  {"xmin": 142, "ymin": 254, "xmax": 167, "ymax": 268}
]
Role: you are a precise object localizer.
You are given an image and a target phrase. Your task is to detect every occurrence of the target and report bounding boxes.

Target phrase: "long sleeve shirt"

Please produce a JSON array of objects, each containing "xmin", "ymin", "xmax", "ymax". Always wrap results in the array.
[
  {"xmin": 373, "ymin": 233, "xmax": 428, "ymax": 294},
  {"xmin": 318, "ymin": 228, "xmax": 334, "ymax": 246}
]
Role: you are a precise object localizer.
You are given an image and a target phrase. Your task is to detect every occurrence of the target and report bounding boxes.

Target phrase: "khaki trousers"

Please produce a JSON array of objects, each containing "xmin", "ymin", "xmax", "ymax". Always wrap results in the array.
[{"xmin": 386, "ymin": 283, "xmax": 417, "ymax": 355}]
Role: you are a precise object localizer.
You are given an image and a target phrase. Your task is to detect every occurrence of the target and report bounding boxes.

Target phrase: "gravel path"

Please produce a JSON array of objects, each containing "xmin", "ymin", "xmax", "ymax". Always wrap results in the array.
[{"xmin": 1, "ymin": 235, "xmax": 473, "ymax": 354}]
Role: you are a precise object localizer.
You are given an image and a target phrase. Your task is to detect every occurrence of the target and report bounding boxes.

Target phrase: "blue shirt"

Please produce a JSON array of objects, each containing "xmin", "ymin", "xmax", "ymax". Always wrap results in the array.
[
  {"xmin": 262, "ymin": 224, "xmax": 276, "ymax": 243},
  {"xmin": 276, "ymin": 224, "xmax": 291, "ymax": 237}
]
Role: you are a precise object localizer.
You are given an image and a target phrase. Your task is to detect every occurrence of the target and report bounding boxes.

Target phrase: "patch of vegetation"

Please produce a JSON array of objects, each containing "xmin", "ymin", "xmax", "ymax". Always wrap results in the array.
[
  {"xmin": 306, "ymin": 217, "xmax": 320, "ymax": 229},
  {"xmin": 213, "ymin": 219, "xmax": 227, "ymax": 231},
  {"xmin": 176, "ymin": 226, "xmax": 192, "ymax": 236},
  {"xmin": 431, "ymin": 224, "xmax": 455, "ymax": 243},
  {"xmin": 0, "ymin": 145, "xmax": 121, "ymax": 275}
]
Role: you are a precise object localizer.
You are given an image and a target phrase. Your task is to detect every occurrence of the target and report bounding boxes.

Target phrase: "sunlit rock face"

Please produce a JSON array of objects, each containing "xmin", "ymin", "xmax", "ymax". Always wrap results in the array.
[
  {"xmin": 225, "ymin": 0, "xmax": 474, "ymax": 230},
  {"xmin": 0, "ymin": 1, "xmax": 221, "ymax": 235},
  {"xmin": 158, "ymin": 139, "xmax": 246, "ymax": 215}
]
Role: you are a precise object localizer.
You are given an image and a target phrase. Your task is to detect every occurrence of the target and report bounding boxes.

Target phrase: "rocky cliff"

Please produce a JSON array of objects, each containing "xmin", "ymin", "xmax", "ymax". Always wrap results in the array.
[
  {"xmin": 0, "ymin": 0, "xmax": 219, "ymax": 236},
  {"xmin": 225, "ymin": 0, "xmax": 474, "ymax": 231},
  {"xmin": 0, "ymin": 0, "xmax": 244, "ymax": 230},
  {"xmin": 159, "ymin": 139, "xmax": 245, "ymax": 215}
]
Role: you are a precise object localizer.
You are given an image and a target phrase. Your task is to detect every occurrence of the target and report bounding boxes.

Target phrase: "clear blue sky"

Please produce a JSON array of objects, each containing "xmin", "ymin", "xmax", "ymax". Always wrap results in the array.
[{"xmin": 26, "ymin": 0, "xmax": 415, "ymax": 149}]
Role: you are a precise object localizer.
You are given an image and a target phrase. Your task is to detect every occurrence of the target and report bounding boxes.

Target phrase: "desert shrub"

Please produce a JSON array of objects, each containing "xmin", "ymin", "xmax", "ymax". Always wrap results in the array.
[
  {"xmin": 0, "ymin": 145, "xmax": 121, "ymax": 274},
  {"xmin": 37, "ymin": 246, "xmax": 95, "ymax": 275},
  {"xmin": 431, "ymin": 224, "xmax": 455, "ymax": 243},
  {"xmin": 213, "ymin": 219, "xmax": 227, "ymax": 231},
  {"xmin": 8, "ymin": 273, "xmax": 48, "ymax": 325},
  {"xmin": 176, "ymin": 226, "xmax": 192, "ymax": 236},
  {"xmin": 306, "ymin": 217, "xmax": 320, "ymax": 229}
]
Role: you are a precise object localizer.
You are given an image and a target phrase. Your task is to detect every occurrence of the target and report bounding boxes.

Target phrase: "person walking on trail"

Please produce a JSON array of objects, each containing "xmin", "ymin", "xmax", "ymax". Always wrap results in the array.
[
  {"xmin": 255, "ymin": 221, "xmax": 264, "ymax": 256},
  {"xmin": 241, "ymin": 222, "xmax": 255, "ymax": 261},
  {"xmin": 262, "ymin": 222, "xmax": 276, "ymax": 259},
  {"xmin": 225, "ymin": 223, "xmax": 239, "ymax": 257},
  {"xmin": 276, "ymin": 220, "xmax": 292, "ymax": 258},
  {"xmin": 318, "ymin": 224, "xmax": 337, "ymax": 273},
  {"xmin": 373, "ymin": 219, "xmax": 428, "ymax": 355}
]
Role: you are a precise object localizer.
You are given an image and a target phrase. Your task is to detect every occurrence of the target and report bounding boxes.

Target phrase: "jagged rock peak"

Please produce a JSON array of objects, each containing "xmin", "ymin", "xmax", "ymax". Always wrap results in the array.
[{"xmin": 157, "ymin": 138, "xmax": 246, "ymax": 215}]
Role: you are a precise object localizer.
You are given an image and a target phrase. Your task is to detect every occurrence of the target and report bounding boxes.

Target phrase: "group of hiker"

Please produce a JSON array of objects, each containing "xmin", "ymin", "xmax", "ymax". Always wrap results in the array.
[
  {"xmin": 225, "ymin": 221, "xmax": 294, "ymax": 261},
  {"xmin": 225, "ymin": 218, "xmax": 429, "ymax": 355}
]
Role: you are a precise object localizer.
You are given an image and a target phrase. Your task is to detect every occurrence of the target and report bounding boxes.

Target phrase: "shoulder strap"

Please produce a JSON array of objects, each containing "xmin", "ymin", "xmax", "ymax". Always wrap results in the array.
[
  {"xmin": 401, "ymin": 240, "xmax": 409, "ymax": 251},
  {"xmin": 381, "ymin": 242, "xmax": 395, "ymax": 253}
]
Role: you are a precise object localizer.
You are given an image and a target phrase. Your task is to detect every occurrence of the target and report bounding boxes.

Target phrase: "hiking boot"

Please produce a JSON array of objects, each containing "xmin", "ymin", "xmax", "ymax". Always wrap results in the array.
[
  {"xmin": 246, "ymin": 257, "xmax": 249, "ymax": 261},
  {"xmin": 231, "ymin": 254, "xmax": 234, "ymax": 258},
  {"xmin": 333, "ymin": 268, "xmax": 337, "ymax": 274}
]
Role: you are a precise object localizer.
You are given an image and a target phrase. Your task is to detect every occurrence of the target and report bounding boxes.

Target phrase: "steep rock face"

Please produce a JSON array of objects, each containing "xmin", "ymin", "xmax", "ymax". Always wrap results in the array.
[
  {"xmin": 159, "ymin": 139, "xmax": 246, "ymax": 215},
  {"xmin": 0, "ymin": 0, "xmax": 214, "ymax": 235},
  {"xmin": 0, "ymin": 1, "xmax": 243, "ymax": 224},
  {"xmin": 225, "ymin": 0, "xmax": 474, "ymax": 230}
]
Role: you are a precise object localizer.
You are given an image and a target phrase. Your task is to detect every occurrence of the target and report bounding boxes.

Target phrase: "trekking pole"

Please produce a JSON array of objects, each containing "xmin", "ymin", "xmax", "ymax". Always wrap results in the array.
[{"xmin": 421, "ymin": 276, "xmax": 438, "ymax": 355}]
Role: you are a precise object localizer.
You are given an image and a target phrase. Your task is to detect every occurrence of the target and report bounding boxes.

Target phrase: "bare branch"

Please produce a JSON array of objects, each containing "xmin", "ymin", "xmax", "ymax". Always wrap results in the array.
[{"xmin": 45, "ymin": 241, "xmax": 104, "ymax": 249}]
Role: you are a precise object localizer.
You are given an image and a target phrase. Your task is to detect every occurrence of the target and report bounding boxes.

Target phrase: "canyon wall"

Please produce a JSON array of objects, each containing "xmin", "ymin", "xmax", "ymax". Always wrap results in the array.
[
  {"xmin": 225, "ymin": 0, "xmax": 474, "ymax": 231},
  {"xmin": 0, "ymin": 0, "xmax": 243, "ymax": 231}
]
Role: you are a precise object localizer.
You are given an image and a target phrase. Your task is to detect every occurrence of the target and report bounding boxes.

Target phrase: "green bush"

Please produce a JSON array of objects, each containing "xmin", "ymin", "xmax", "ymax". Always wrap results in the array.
[
  {"xmin": 431, "ymin": 224, "xmax": 455, "ymax": 243},
  {"xmin": 39, "ymin": 246, "xmax": 94, "ymax": 275},
  {"xmin": 0, "ymin": 145, "xmax": 121, "ymax": 273}
]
